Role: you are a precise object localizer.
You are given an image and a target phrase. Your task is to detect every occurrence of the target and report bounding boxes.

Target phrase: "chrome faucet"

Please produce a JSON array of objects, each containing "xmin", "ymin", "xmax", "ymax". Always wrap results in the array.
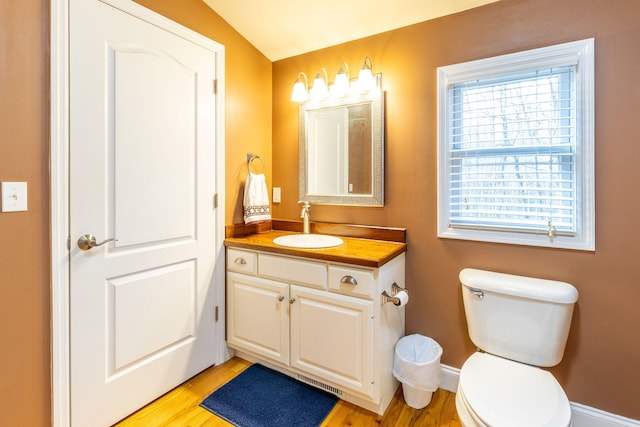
[{"xmin": 299, "ymin": 201, "xmax": 311, "ymax": 234}]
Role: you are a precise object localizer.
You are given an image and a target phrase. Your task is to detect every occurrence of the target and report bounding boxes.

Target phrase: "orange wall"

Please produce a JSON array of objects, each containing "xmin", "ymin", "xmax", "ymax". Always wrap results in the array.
[{"xmin": 272, "ymin": 0, "xmax": 640, "ymax": 419}]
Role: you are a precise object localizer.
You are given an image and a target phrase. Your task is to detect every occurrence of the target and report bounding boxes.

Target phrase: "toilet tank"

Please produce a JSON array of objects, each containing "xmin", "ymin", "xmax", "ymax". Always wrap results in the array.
[{"xmin": 459, "ymin": 268, "xmax": 578, "ymax": 367}]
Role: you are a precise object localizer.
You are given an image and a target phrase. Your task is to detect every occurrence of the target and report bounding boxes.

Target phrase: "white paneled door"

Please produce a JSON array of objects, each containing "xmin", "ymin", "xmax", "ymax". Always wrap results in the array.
[{"xmin": 69, "ymin": 0, "xmax": 222, "ymax": 425}]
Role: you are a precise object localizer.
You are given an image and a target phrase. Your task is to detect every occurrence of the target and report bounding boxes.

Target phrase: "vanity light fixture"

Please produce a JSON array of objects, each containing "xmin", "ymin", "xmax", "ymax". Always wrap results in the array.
[
  {"xmin": 358, "ymin": 56, "xmax": 376, "ymax": 91},
  {"xmin": 310, "ymin": 67, "xmax": 329, "ymax": 100},
  {"xmin": 331, "ymin": 62, "xmax": 350, "ymax": 97},
  {"xmin": 290, "ymin": 57, "xmax": 380, "ymax": 103},
  {"xmin": 291, "ymin": 72, "xmax": 309, "ymax": 103}
]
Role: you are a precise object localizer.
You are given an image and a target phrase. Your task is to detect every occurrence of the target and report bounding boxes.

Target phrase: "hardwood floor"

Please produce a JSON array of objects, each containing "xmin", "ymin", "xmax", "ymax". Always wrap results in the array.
[{"xmin": 114, "ymin": 357, "xmax": 462, "ymax": 427}]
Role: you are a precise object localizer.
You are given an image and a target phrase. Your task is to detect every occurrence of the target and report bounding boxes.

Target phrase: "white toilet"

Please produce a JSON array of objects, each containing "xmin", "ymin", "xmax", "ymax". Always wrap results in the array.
[{"xmin": 456, "ymin": 268, "xmax": 579, "ymax": 427}]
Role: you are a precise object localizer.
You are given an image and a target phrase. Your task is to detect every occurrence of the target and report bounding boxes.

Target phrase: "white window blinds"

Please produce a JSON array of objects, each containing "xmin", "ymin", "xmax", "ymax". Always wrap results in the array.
[
  {"xmin": 437, "ymin": 38, "xmax": 594, "ymax": 250},
  {"xmin": 447, "ymin": 66, "xmax": 576, "ymax": 236}
]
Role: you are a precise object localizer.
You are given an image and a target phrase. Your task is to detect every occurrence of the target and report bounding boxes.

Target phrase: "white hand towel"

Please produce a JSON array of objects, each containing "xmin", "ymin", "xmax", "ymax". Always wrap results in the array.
[{"xmin": 243, "ymin": 172, "xmax": 271, "ymax": 224}]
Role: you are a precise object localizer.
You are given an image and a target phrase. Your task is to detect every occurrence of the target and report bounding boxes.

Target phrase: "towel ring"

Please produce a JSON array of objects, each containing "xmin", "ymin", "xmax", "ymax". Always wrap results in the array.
[{"xmin": 247, "ymin": 153, "xmax": 266, "ymax": 174}]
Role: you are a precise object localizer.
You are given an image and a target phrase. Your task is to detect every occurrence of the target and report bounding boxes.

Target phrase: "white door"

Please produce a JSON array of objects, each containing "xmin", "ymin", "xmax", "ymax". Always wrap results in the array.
[{"xmin": 69, "ymin": 0, "xmax": 222, "ymax": 425}]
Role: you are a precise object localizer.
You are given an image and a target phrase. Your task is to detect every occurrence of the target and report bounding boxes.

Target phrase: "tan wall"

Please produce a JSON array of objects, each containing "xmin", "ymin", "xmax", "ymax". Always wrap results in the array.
[
  {"xmin": 272, "ymin": 0, "xmax": 640, "ymax": 419},
  {"xmin": 0, "ymin": 0, "xmax": 270, "ymax": 424},
  {"xmin": 0, "ymin": 0, "xmax": 51, "ymax": 425}
]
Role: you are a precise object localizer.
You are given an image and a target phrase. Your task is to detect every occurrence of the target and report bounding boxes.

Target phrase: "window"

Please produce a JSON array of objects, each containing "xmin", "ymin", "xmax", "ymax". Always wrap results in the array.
[{"xmin": 437, "ymin": 39, "xmax": 594, "ymax": 250}]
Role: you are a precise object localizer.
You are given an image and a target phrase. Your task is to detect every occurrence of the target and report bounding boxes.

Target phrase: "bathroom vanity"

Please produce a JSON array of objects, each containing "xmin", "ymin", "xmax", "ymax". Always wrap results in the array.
[{"xmin": 224, "ymin": 228, "xmax": 406, "ymax": 415}]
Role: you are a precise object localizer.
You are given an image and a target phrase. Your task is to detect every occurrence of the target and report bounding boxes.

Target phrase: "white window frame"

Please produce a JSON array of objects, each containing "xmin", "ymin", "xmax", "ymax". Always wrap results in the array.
[{"xmin": 437, "ymin": 39, "xmax": 595, "ymax": 251}]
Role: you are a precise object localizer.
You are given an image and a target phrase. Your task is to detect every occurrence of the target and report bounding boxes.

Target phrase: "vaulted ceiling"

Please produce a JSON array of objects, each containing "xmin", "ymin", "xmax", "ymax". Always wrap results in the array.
[{"xmin": 202, "ymin": 0, "xmax": 500, "ymax": 61}]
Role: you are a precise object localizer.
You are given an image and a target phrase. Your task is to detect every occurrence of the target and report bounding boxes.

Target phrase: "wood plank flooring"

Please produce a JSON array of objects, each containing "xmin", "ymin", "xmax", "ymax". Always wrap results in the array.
[{"xmin": 114, "ymin": 357, "xmax": 462, "ymax": 427}]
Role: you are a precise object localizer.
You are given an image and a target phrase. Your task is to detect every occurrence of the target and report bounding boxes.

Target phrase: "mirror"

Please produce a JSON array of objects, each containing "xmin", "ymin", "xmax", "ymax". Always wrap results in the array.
[{"xmin": 299, "ymin": 83, "xmax": 384, "ymax": 206}]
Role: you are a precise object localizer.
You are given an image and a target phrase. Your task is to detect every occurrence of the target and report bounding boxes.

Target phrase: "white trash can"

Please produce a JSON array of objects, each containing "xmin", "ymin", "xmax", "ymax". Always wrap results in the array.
[{"xmin": 392, "ymin": 334, "xmax": 443, "ymax": 409}]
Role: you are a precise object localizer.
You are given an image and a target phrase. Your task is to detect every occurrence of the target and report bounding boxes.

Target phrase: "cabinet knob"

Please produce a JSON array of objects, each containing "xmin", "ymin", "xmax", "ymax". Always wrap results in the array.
[
  {"xmin": 277, "ymin": 295, "xmax": 285, "ymax": 302},
  {"xmin": 289, "ymin": 298, "xmax": 296, "ymax": 304},
  {"xmin": 234, "ymin": 257, "xmax": 247, "ymax": 265},
  {"xmin": 340, "ymin": 275, "xmax": 358, "ymax": 286}
]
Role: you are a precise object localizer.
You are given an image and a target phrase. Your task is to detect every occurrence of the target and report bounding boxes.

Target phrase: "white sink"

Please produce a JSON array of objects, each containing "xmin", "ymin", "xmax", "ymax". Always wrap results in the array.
[{"xmin": 273, "ymin": 234, "xmax": 344, "ymax": 249}]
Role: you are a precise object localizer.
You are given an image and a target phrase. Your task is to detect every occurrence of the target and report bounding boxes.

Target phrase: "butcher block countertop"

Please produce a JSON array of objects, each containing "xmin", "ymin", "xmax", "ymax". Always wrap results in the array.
[{"xmin": 224, "ymin": 222, "xmax": 407, "ymax": 268}]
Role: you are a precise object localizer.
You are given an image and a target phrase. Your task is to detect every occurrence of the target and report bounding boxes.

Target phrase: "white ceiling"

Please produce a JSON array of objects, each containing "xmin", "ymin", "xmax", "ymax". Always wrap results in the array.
[{"xmin": 202, "ymin": 0, "xmax": 500, "ymax": 61}]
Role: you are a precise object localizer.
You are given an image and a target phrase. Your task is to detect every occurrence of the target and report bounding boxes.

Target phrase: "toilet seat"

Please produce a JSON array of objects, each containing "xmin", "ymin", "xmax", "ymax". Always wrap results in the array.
[{"xmin": 458, "ymin": 352, "xmax": 571, "ymax": 427}]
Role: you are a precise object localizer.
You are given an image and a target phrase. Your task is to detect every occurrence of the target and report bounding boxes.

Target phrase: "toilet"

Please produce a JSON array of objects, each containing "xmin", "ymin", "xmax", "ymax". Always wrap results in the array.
[{"xmin": 456, "ymin": 268, "xmax": 579, "ymax": 427}]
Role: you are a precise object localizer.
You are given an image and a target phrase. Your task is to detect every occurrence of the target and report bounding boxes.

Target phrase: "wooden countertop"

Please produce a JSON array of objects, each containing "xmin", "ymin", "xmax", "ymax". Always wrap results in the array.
[{"xmin": 224, "ymin": 230, "xmax": 407, "ymax": 268}]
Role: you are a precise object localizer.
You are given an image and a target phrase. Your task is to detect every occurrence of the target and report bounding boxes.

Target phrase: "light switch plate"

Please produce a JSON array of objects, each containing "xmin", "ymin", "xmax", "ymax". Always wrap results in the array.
[
  {"xmin": 1, "ymin": 182, "xmax": 28, "ymax": 212},
  {"xmin": 273, "ymin": 187, "xmax": 281, "ymax": 203}
]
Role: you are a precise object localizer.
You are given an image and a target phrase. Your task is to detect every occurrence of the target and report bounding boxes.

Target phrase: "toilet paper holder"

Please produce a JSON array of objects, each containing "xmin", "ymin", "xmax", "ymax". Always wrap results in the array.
[{"xmin": 381, "ymin": 283, "xmax": 409, "ymax": 306}]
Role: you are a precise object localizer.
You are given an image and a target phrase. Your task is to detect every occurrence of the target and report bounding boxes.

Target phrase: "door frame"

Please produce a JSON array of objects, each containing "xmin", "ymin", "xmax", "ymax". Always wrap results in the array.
[{"xmin": 50, "ymin": 1, "xmax": 228, "ymax": 425}]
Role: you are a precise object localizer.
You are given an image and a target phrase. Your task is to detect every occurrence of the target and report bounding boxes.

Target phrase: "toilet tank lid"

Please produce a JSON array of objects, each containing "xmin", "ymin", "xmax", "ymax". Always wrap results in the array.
[{"xmin": 459, "ymin": 268, "xmax": 578, "ymax": 304}]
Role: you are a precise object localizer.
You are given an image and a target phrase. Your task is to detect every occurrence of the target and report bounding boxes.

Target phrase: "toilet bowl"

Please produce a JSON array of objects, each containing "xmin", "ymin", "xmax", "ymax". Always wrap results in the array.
[
  {"xmin": 456, "ymin": 352, "xmax": 571, "ymax": 427},
  {"xmin": 457, "ymin": 268, "xmax": 578, "ymax": 427}
]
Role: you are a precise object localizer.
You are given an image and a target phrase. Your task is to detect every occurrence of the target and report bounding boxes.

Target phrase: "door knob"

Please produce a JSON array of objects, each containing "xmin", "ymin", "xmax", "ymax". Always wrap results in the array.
[{"xmin": 78, "ymin": 234, "xmax": 117, "ymax": 251}]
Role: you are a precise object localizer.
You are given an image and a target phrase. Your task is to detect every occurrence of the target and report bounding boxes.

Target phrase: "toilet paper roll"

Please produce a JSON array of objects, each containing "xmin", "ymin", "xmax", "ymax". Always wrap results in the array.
[{"xmin": 394, "ymin": 290, "xmax": 409, "ymax": 307}]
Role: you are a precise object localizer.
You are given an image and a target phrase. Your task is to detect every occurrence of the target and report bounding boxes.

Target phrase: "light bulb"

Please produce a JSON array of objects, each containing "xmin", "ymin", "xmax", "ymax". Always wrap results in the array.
[
  {"xmin": 358, "ymin": 57, "xmax": 375, "ymax": 91},
  {"xmin": 310, "ymin": 68, "xmax": 329, "ymax": 100},
  {"xmin": 291, "ymin": 73, "xmax": 309, "ymax": 103},
  {"xmin": 331, "ymin": 62, "xmax": 350, "ymax": 97}
]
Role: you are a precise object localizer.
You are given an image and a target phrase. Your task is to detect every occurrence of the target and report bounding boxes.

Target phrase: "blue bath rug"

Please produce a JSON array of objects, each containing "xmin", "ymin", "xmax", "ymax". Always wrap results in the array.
[{"xmin": 200, "ymin": 363, "xmax": 339, "ymax": 427}]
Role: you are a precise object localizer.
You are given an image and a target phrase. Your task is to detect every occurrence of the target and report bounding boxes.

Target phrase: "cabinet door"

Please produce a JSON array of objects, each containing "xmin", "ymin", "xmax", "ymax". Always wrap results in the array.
[
  {"xmin": 290, "ymin": 285, "xmax": 375, "ymax": 398},
  {"xmin": 227, "ymin": 272, "xmax": 289, "ymax": 365}
]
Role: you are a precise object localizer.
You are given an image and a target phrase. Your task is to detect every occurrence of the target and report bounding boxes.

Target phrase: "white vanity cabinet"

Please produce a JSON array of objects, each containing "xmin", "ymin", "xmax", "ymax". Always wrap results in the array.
[{"xmin": 226, "ymin": 246, "xmax": 405, "ymax": 415}]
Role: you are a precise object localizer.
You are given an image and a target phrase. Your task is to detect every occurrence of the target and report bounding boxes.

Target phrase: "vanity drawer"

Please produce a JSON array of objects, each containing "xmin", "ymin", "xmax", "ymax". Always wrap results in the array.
[
  {"xmin": 328, "ymin": 265, "xmax": 376, "ymax": 299},
  {"xmin": 227, "ymin": 249, "xmax": 257, "ymax": 275},
  {"xmin": 258, "ymin": 253, "xmax": 327, "ymax": 289}
]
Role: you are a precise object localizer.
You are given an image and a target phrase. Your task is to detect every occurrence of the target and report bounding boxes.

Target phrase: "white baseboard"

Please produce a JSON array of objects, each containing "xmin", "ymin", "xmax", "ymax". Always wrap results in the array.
[
  {"xmin": 570, "ymin": 403, "xmax": 640, "ymax": 427},
  {"xmin": 439, "ymin": 363, "xmax": 460, "ymax": 393},
  {"xmin": 439, "ymin": 364, "xmax": 640, "ymax": 427}
]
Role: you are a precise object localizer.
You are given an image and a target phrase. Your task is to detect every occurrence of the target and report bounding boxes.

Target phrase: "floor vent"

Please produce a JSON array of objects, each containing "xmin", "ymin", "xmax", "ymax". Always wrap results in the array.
[{"xmin": 296, "ymin": 373, "xmax": 343, "ymax": 397}]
